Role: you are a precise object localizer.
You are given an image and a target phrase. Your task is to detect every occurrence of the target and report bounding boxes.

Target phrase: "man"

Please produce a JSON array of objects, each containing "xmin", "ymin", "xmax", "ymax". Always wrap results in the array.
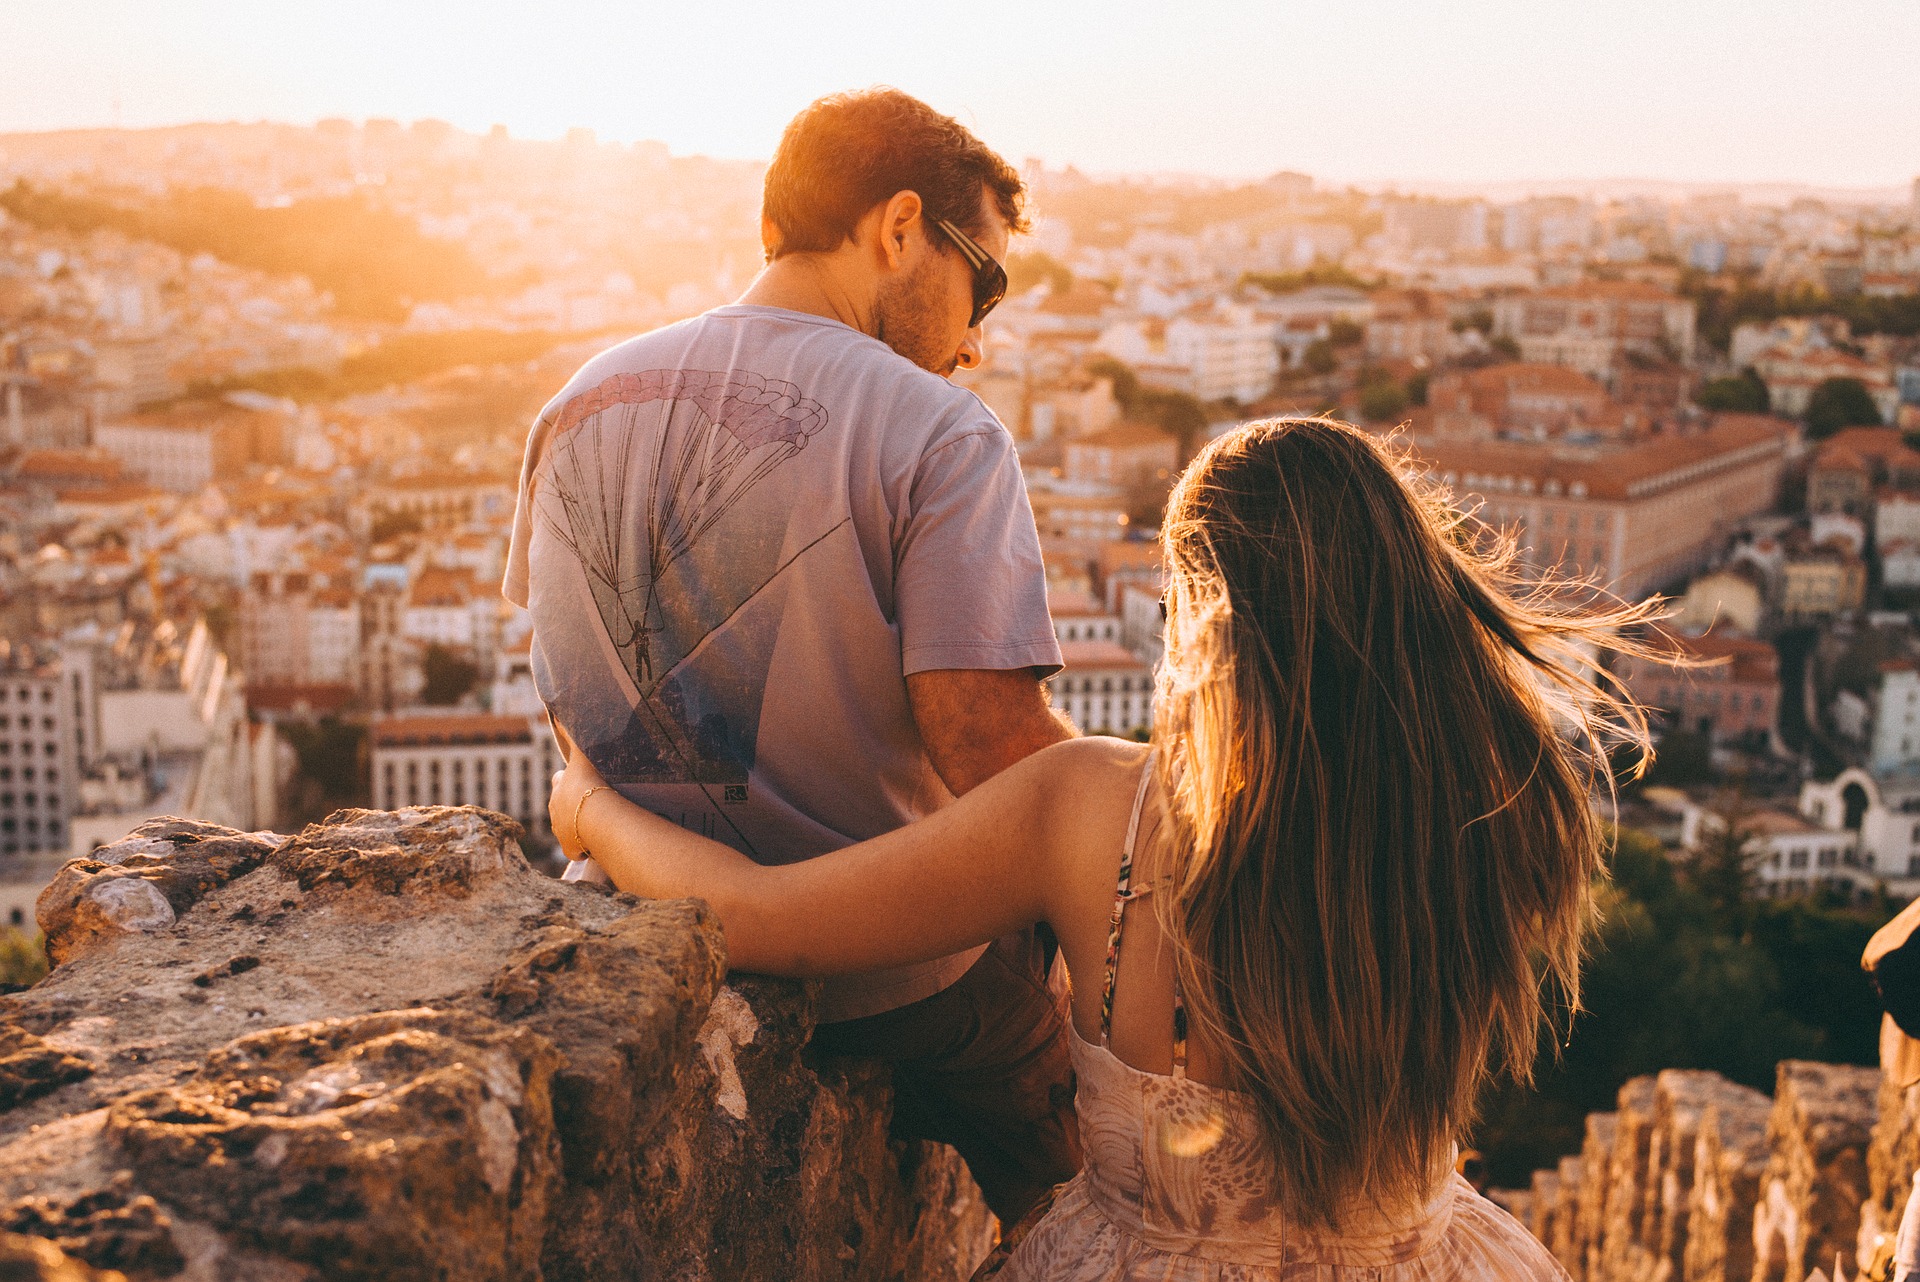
[{"xmin": 504, "ymin": 88, "xmax": 1079, "ymax": 1221}]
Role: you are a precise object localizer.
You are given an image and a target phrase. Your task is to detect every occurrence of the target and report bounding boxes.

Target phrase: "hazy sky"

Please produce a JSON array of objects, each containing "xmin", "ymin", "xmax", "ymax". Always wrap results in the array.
[{"xmin": 5, "ymin": 0, "xmax": 1917, "ymax": 188}]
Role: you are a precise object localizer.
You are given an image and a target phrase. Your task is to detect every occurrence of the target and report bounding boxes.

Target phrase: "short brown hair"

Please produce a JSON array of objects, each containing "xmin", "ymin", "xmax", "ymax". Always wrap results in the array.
[{"xmin": 762, "ymin": 87, "xmax": 1028, "ymax": 259}]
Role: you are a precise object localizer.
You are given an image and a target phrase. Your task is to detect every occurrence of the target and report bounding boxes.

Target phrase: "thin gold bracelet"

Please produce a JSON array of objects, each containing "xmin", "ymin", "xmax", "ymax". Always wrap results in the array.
[{"xmin": 571, "ymin": 785, "xmax": 606, "ymax": 855}]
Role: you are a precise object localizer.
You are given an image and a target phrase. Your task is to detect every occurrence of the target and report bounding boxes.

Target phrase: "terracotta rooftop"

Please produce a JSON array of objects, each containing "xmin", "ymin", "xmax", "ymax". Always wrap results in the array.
[
  {"xmin": 370, "ymin": 714, "xmax": 535, "ymax": 748},
  {"xmin": 1412, "ymin": 414, "xmax": 1790, "ymax": 503},
  {"xmin": 1056, "ymin": 641, "xmax": 1150, "ymax": 671},
  {"xmin": 1047, "ymin": 586, "xmax": 1107, "ymax": 618},
  {"xmin": 1070, "ymin": 422, "xmax": 1177, "ymax": 451}
]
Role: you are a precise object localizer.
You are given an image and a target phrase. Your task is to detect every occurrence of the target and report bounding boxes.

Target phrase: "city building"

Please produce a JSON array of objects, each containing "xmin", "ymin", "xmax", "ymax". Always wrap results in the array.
[
  {"xmin": 0, "ymin": 642, "xmax": 85, "ymax": 858},
  {"xmin": 1492, "ymin": 281, "xmax": 1697, "ymax": 379},
  {"xmin": 1062, "ymin": 423, "xmax": 1178, "ymax": 489},
  {"xmin": 1048, "ymin": 587, "xmax": 1121, "ymax": 645},
  {"xmin": 1800, "ymin": 766, "xmax": 1920, "ymax": 898},
  {"xmin": 1806, "ymin": 429, "xmax": 1920, "ymax": 516},
  {"xmin": 369, "ymin": 713, "xmax": 559, "ymax": 839},
  {"xmin": 94, "ymin": 401, "xmax": 282, "ymax": 493},
  {"xmin": 1613, "ymin": 632, "xmax": 1779, "ymax": 748},
  {"xmin": 1684, "ymin": 805, "xmax": 1863, "ymax": 900},
  {"xmin": 1029, "ymin": 489, "xmax": 1130, "ymax": 546},
  {"xmin": 1751, "ymin": 345, "xmax": 1899, "ymax": 423},
  {"xmin": 1674, "ymin": 563, "xmax": 1767, "ymax": 634},
  {"xmin": 1047, "ymin": 641, "xmax": 1154, "ymax": 736},
  {"xmin": 1426, "ymin": 363, "xmax": 1620, "ymax": 440},
  {"xmin": 1412, "ymin": 413, "xmax": 1792, "ymax": 598},
  {"xmin": 1364, "ymin": 290, "xmax": 1454, "ymax": 365},
  {"xmin": 1778, "ymin": 547, "xmax": 1867, "ymax": 620}
]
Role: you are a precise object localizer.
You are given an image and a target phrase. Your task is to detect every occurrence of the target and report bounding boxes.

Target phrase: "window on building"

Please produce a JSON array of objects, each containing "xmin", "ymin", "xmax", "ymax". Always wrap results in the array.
[
  {"xmin": 1787, "ymin": 848, "xmax": 1809, "ymax": 869},
  {"xmin": 1818, "ymin": 847, "xmax": 1838, "ymax": 868}
]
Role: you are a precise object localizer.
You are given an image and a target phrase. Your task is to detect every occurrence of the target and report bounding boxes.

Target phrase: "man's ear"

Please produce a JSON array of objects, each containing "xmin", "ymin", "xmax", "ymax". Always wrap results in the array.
[{"xmin": 876, "ymin": 190, "xmax": 925, "ymax": 271}]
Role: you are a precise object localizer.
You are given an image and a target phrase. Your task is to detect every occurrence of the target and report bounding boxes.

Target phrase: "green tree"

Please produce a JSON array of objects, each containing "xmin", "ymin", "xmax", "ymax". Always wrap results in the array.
[
  {"xmin": 1804, "ymin": 377, "xmax": 1885, "ymax": 438},
  {"xmin": 423, "ymin": 645, "xmax": 480, "ymax": 706},
  {"xmin": 1359, "ymin": 379, "xmax": 1410, "ymax": 423},
  {"xmin": 1302, "ymin": 340, "xmax": 1338, "ymax": 376},
  {"xmin": 0, "ymin": 929, "xmax": 48, "ymax": 988},
  {"xmin": 1471, "ymin": 827, "xmax": 1836, "ymax": 1184},
  {"xmin": 1327, "ymin": 319, "xmax": 1365, "ymax": 348},
  {"xmin": 1406, "ymin": 370, "xmax": 1430, "ymax": 406},
  {"xmin": 1239, "ymin": 264, "xmax": 1375, "ymax": 295},
  {"xmin": 1696, "ymin": 368, "xmax": 1771, "ymax": 414},
  {"xmin": 1139, "ymin": 389, "xmax": 1210, "ymax": 463},
  {"xmin": 1489, "ymin": 335, "xmax": 1521, "ymax": 360},
  {"xmin": 0, "ymin": 180, "xmax": 493, "ymax": 322},
  {"xmin": 1085, "ymin": 356, "xmax": 1143, "ymax": 410},
  {"xmin": 1684, "ymin": 791, "xmax": 1765, "ymax": 927},
  {"xmin": 1007, "ymin": 250, "xmax": 1072, "ymax": 296}
]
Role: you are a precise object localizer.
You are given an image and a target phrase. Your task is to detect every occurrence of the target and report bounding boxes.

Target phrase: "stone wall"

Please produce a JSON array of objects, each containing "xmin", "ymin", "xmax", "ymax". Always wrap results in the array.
[
  {"xmin": 1509, "ymin": 1060, "xmax": 1894, "ymax": 1282},
  {"xmin": 0, "ymin": 808, "xmax": 993, "ymax": 1281}
]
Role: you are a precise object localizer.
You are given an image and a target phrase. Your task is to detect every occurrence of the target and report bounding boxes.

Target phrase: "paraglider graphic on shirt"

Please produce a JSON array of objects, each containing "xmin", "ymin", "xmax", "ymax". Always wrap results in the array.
[{"xmin": 531, "ymin": 368, "xmax": 831, "ymax": 794}]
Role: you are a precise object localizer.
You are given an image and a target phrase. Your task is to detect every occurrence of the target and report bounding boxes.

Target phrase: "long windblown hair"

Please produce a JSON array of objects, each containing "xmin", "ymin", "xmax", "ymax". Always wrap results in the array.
[{"xmin": 1153, "ymin": 418, "xmax": 1659, "ymax": 1229}]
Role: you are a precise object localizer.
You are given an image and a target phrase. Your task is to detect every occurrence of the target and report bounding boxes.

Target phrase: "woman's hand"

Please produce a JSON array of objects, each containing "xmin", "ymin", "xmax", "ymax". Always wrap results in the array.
[{"xmin": 549, "ymin": 728, "xmax": 609, "ymax": 860}]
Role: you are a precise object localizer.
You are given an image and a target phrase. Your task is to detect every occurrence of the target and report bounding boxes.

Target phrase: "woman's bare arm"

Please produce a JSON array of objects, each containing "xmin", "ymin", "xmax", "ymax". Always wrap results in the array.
[{"xmin": 553, "ymin": 735, "xmax": 1138, "ymax": 977}]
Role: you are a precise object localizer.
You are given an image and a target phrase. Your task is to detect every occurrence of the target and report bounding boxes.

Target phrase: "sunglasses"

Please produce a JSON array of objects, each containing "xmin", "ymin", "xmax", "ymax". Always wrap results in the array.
[{"xmin": 933, "ymin": 218, "xmax": 1008, "ymax": 329}]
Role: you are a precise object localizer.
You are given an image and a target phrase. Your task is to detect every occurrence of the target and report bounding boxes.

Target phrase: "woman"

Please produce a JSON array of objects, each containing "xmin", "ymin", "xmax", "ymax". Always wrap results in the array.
[{"xmin": 550, "ymin": 418, "xmax": 1657, "ymax": 1279}]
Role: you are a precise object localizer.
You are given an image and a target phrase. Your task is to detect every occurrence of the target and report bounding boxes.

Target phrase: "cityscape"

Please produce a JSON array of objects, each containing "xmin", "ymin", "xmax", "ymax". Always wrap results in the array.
[{"xmin": 4, "ymin": 105, "xmax": 1920, "ymax": 1272}]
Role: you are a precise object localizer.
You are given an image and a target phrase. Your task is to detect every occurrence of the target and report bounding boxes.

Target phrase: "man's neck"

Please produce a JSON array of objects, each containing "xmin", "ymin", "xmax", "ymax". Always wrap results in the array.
[{"xmin": 735, "ymin": 254, "xmax": 877, "ymax": 338}]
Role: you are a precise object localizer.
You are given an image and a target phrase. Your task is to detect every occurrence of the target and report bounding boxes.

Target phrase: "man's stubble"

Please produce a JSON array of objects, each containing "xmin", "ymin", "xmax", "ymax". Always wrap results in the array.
[{"xmin": 874, "ymin": 253, "xmax": 961, "ymax": 377}]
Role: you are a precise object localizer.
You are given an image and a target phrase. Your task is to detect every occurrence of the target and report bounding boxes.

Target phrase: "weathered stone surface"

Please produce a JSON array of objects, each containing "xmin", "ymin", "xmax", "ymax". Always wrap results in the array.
[
  {"xmin": 1641, "ymin": 1071, "xmax": 1759, "ymax": 1282},
  {"xmin": 1750, "ymin": 1060, "xmax": 1879, "ymax": 1282},
  {"xmin": 1576, "ymin": 1111, "xmax": 1619, "ymax": 1282},
  {"xmin": 35, "ymin": 821, "xmax": 283, "ymax": 967},
  {"xmin": 1552, "ymin": 1154, "xmax": 1586, "ymax": 1275},
  {"xmin": 1864, "ymin": 1073, "xmax": 1920, "ymax": 1281},
  {"xmin": 1599, "ymin": 1076, "xmax": 1660, "ymax": 1282},
  {"xmin": 1529, "ymin": 1167, "xmax": 1561, "ymax": 1244},
  {"xmin": 0, "ymin": 1231, "xmax": 126, "ymax": 1281},
  {"xmin": 0, "ymin": 807, "xmax": 991, "ymax": 1281},
  {"xmin": 1678, "ymin": 1080, "xmax": 1772, "ymax": 1282}
]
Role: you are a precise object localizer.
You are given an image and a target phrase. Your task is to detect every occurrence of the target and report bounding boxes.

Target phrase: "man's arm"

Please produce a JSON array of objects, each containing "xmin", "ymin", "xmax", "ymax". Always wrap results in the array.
[{"xmin": 907, "ymin": 667, "xmax": 1075, "ymax": 797}]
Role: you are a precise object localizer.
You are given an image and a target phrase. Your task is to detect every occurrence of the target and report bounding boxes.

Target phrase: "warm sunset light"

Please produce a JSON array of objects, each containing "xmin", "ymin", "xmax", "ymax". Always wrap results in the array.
[
  {"xmin": 5, "ymin": 0, "xmax": 1918, "ymax": 187},
  {"xmin": 5, "ymin": 8, "xmax": 1920, "ymax": 1281}
]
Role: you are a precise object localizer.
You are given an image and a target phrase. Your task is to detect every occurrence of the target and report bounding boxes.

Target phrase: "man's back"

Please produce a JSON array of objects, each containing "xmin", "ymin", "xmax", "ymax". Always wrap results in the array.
[{"xmin": 506, "ymin": 304, "xmax": 1059, "ymax": 1018}]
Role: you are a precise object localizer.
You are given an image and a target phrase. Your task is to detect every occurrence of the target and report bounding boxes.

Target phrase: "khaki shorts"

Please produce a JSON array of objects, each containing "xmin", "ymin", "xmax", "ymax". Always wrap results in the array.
[{"xmin": 809, "ymin": 927, "xmax": 1083, "ymax": 1224}]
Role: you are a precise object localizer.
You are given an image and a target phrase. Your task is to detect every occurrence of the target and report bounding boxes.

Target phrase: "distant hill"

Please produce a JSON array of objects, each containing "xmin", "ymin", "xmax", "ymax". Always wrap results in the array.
[{"xmin": 0, "ymin": 179, "xmax": 494, "ymax": 321}]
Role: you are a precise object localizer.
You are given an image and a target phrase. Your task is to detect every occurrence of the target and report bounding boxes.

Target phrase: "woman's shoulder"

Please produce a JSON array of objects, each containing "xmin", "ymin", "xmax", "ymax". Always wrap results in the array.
[{"xmin": 1022, "ymin": 735, "xmax": 1154, "ymax": 798}]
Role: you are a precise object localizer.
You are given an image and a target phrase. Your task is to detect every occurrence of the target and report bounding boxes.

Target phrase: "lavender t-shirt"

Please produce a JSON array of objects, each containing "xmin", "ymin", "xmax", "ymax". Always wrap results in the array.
[{"xmin": 504, "ymin": 305, "xmax": 1061, "ymax": 1021}]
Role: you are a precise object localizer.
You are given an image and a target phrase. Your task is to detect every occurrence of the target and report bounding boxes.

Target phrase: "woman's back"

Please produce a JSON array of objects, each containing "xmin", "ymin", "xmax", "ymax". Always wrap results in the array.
[{"xmin": 990, "ymin": 753, "xmax": 1569, "ymax": 1281}]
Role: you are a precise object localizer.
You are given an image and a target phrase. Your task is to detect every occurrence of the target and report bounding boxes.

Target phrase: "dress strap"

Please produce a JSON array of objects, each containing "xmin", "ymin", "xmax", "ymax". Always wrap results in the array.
[
  {"xmin": 1171, "ymin": 969, "xmax": 1189, "ymax": 1080},
  {"xmin": 1099, "ymin": 752, "xmax": 1157, "ymax": 1046}
]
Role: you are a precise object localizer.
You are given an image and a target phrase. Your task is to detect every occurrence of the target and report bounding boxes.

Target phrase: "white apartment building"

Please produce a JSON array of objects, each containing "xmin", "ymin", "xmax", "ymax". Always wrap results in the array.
[
  {"xmin": 1096, "ymin": 312, "xmax": 1281, "ymax": 405},
  {"xmin": 1030, "ymin": 490, "xmax": 1130, "ymax": 545},
  {"xmin": 1049, "ymin": 586, "xmax": 1122, "ymax": 645},
  {"xmin": 1801, "ymin": 764, "xmax": 1920, "ymax": 897},
  {"xmin": 371, "ymin": 713, "xmax": 559, "ymax": 839},
  {"xmin": 1827, "ymin": 663, "xmax": 1920, "ymax": 773},
  {"xmin": 0, "ymin": 645, "xmax": 85, "ymax": 858},
  {"xmin": 1682, "ymin": 803, "xmax": 1864, "ymax": 900},
  {"xmin": 1048, "ymin": 642, "xmax": 1154, "ymax": 737},
  {"xmin": 1879, "ymin": 492, "xmax": 1920, "ymax": 553},
  {"xmin": 1163, "ymin": 316, "xmax": 1280, "ymax": 403}
]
